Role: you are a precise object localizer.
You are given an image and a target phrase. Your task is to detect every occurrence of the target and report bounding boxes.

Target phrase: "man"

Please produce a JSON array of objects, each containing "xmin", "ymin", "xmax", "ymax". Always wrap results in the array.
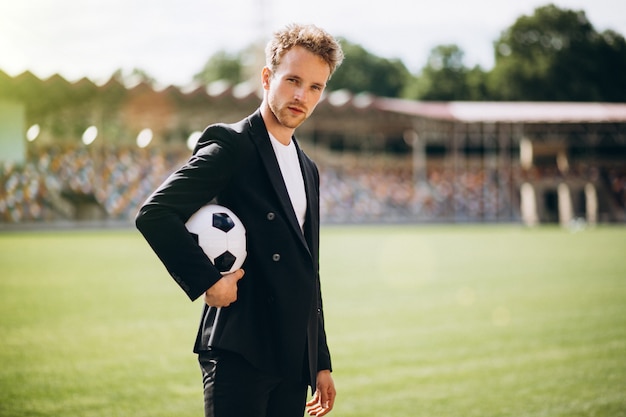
[{"xmin": 135, "ymin": 23, "xmax": 343, "ymax": 417}]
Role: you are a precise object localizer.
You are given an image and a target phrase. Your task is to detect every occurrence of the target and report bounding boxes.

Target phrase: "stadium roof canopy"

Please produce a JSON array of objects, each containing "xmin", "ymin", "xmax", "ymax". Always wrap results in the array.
[
  {"xmin": 4, "ymin": 71, "xmax": 626, "ymax": 125},
  {"xmin": 332, "ymin": 94, "xmax": 626, "ymax": 124}
]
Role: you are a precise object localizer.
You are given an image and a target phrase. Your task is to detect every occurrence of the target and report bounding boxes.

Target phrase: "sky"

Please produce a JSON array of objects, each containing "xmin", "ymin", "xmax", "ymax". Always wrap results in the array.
[{"xmin": 1, "ymin": 0, "xmax": 625, "ymax": 86}]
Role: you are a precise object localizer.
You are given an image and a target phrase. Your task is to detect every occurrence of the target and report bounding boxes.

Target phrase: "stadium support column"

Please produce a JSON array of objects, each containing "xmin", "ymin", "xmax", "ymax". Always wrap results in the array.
[
  {"xmin": 520, "ymin": 183, "xmax": 538, "ymax": 226},
  {"xmin": 405, "ymin": 128, "xmax": 427, "ymax": 218},
  {"xmin": 518, "ymin": 125, "xmax": 536, "ymax": 225},
  {"xmin": 585, "ymin": 183, "xmax": 598, "ymax": 226},
  {"xmin": 405, "ymin": 129, "xmax": 426, "ymax": 184},
  {"xmin": 499, "ymin": 123, "xmax": 514, "ymax": 222},
  {"xmin": 452, "ymin": 122, "xmax": 465, "ymax": 222},
  {"xmin": 557, "ymin": 183, "xmax": 573, "ymax": 227},
  {"xmin": 519, "ymin": 137, "xmax": 533, "ymax": 170},
  {"xmin": 483, "ymin": 122, "xmax": 497, "ymax": 221}
]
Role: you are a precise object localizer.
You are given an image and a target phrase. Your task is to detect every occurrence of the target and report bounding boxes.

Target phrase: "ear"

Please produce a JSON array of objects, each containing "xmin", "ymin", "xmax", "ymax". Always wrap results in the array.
[{"xmin": 261, "ymin": 67, "xmax": 272, "ymax": 91}]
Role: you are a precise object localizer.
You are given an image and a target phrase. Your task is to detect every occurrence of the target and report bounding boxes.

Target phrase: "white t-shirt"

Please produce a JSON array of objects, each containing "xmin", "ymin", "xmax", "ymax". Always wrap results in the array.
[{"xmin": 269, "ymin": 133, "xmax": 307, "ymax": 232}]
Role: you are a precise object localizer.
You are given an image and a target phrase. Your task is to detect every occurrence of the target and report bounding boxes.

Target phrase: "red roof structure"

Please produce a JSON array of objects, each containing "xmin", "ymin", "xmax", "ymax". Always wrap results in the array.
[{"xmin": 373, "ymin": 98, "xmax": 626, "ymax": 124}]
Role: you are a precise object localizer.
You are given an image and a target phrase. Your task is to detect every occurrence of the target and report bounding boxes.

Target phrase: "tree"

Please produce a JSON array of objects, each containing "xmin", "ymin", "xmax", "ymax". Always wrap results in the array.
[
  {"xmin": 489, "ymin": 3, "xmax": 626, "ymax": 101},
  {"xmin": 327, "ymin": 39, "xmax": 412, "ymax": 97},
  {"xmin": 406, "ymin": 44, "xmax": 474, "ymax": 100},
  {"xmin": 587, "ymin": 30, "xmax": 626, "ymax": 102},
  {"xmin": 465, "ymin": 66, "xmax": 490, "ymax": 101},
  {"xmin": 193, "ymin": 50, "xmax": 246, "ymax": 85},
  {"xmin": 405, "ymin": 44, "xmax": 491, "ymax": 101},
  {"xmin": 112, "ymin": 68, "xmax": 156, "ymax": 86},
  {"xmin": 192, "ymin": 40, "xmax": 411, "ymax": 96}
]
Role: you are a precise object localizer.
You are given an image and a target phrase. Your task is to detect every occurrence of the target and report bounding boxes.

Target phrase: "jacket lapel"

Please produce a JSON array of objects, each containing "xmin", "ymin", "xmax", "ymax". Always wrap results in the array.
[
  {"xmin": 297, "ymin": 143, "xmax": 319, "ymax": 261},
  {"xmin": 247, "ymin": 111, "xmax": 312, "ymax": 255}
]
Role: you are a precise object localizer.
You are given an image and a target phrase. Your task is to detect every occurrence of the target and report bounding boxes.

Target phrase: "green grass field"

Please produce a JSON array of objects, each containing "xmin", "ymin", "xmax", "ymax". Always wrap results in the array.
[{"xmin": 1, "ymin": 225, "xmax": 625, "ymax": 417}]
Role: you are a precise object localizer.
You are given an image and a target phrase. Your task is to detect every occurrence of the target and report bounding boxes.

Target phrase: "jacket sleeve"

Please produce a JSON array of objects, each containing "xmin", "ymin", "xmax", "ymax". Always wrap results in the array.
[
  {"xmin": 316, "ymin": 292, "xmax": 332, "ymax": 372},
  {"xmin": 135, "ymin": 125, "xmax": 242, "ymax": 301},
  {"xmin": 310, "ymin": 162, "xmax": 333, "ymax": 372}
]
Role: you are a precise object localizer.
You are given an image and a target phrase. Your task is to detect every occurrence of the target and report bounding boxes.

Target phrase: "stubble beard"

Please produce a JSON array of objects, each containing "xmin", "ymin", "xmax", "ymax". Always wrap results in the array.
[{"xmin": 270, "ymin": 99, "xmax": 308, "ymax": 131}]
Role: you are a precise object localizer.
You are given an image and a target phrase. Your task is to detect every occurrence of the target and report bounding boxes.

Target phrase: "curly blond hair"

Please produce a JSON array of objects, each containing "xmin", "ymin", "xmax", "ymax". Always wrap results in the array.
[{"xmin": 265, "ymin": 23, "xmax": 344, "ymax": 78}]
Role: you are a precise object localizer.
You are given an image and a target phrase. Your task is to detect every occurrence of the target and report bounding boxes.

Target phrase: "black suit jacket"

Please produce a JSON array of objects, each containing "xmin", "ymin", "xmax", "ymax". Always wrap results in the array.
[{"xmin": 135, "ymin": 109, "xmax": 331, "ymax": 389}]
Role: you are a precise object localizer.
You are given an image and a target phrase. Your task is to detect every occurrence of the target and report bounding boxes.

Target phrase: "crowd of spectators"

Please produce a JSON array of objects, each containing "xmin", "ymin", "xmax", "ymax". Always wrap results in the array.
[
  {"xmin": 319, "ymin": 159, "xmax": 516, "ymax": 223},
  {"xmin": 0, "ymin": 145, "xmax": 187, "ymax": 223},
  {"xmin": 605, "ymin": 167, "xmax": 626, "ymax": 210},
  {"xmin": 1, "ymin": 145, "xmax": 624, "ymax": 225},
  {"xmin": 1, "ymin": 160, "xmax": 52, "ymax": 223}
]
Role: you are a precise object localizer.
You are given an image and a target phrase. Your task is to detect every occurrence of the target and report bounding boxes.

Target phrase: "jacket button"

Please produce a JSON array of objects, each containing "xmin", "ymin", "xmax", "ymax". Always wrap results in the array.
[
  {"xmin": 267, "ymin": 212, "xmax": 275, "ymax": 220},
  {"xmin": 272, "ymin": 253, "xmax": 280, "ymax": 262}
]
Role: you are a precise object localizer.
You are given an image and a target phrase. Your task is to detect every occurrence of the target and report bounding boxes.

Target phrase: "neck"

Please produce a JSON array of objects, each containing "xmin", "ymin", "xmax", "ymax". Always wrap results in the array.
[{"xmin": 260, "ymin": 101, "xmax": 293, "ymax": 145}]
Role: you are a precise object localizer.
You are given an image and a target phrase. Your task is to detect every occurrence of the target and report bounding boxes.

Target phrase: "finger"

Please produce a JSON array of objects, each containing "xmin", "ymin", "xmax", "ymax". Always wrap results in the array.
[
  {"xmin": 306, "ymin": 398, "xmax": 332, "ymax": 416},
  {"xmin": 318, "ymin": 390, "xmax": 335, "ymax": 416},
  {"xmin": 306, "ymin": 392, "xmax": 319, "ymax": 407},
  {"xmin": 319, "ymin": 386, "xmax": 333, "ymax": 410},
  {"xmin": 234, "ymin": 268, "xmax": 245, "ymax": 280},
  {"xmin": 308, "ymin": 404, "xmax": 330, "ymax": 417},
  {"xmin": 306, "ymin": 404, "xmax": 322, "ymax": 417},
  {"xmin": 314, "ymin": 408, "xmax": 330, "ymax": 417},
  {"xmin": 306, "ymin": 393, "xmax": 320, "ymax": 415}
]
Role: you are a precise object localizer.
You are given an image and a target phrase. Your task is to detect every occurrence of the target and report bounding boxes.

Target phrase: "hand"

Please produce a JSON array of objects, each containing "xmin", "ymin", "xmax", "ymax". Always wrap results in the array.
[
  {"xmin": 203, "ymin": 269, "xmax": 245, "ymax": 307},
  {"xmin": 306, "ymin": 370, "xmax": 335, "ymax": 416}
]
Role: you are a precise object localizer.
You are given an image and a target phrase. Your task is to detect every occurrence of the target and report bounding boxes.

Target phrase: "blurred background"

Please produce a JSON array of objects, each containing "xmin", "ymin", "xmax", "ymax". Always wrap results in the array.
[
  {"xmin": 2, "ymin": 4, "xmax": 626, "ymax": 416},
  {"xmin": 1, "ymin": 0, "xmax": 626, "ymax": 227}
]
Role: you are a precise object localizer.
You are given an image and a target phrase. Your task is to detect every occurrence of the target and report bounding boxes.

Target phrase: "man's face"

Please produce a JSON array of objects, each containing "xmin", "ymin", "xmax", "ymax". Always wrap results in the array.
[{"xmin": 263, "ymin": 46, "xmax": 331, "ymax": 131}]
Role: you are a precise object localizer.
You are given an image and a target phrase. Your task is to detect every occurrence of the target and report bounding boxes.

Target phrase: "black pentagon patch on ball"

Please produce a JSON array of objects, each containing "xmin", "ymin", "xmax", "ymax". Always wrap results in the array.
[
  {"xmin": 214, "ymin": 251, "xmax": 237, "ymax": 272},
  {"xmin": 212, "ymin": 212, "xmax": 235, "ymax": 232}
]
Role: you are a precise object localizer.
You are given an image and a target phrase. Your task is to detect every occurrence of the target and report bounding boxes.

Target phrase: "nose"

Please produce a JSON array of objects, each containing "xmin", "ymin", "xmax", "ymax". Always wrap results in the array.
[{"xmin": 294, "ymin": 86, "xmax": 306, "ymax": 103}]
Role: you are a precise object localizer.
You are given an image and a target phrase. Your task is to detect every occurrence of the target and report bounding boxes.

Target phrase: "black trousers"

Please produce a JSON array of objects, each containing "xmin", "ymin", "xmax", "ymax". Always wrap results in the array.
[{"xmin": 198, "ymin": 350, "xmax": 308, "ymax": 417}]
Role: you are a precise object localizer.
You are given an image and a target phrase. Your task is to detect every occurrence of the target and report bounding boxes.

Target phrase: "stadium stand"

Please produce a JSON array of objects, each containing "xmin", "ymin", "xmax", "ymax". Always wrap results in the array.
[{"xmin": 1, "ymin": 71, "xmax": 625, "ymax": 226}]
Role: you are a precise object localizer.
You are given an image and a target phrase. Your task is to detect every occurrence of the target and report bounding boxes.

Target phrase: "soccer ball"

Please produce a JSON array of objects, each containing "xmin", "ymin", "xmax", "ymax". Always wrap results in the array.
[{"xmin": 185, "ymin": 204, "xmax": 247, "ymax": 274}]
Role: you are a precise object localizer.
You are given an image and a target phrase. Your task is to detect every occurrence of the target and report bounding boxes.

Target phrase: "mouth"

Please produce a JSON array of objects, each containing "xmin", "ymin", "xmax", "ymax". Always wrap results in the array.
[{"xmin": 288, "ymin": 105, "xmax": 306, "ymax": 116}]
